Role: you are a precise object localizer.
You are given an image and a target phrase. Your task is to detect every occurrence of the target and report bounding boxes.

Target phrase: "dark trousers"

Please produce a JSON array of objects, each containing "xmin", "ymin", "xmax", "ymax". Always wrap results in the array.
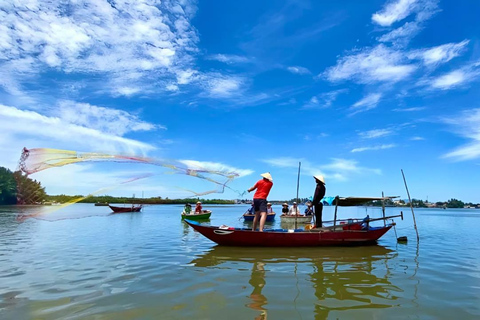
[{"xmin": 314, "ymin": 203, "xmax": 323, "ymax": 227}]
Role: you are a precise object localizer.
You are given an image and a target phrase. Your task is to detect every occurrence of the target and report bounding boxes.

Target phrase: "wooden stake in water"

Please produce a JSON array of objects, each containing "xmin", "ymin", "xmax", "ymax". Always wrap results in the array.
[
  {"xmin": 401, "ymin": 169, "xmax": 420, "ymax": 242},
  {"xmin": 295, "ymin": 162, "xmax": 301, "ymax": 229}
]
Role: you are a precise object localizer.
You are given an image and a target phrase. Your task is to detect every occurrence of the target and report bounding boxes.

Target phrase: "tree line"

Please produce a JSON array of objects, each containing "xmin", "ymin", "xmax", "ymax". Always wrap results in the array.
[
  {"xmin": 0, "ymin": 166, "xmax": 233, "ymax": 205},
  {"xmin": 0, "ymin": 166, "xmax": 476, "ymax": 207}
]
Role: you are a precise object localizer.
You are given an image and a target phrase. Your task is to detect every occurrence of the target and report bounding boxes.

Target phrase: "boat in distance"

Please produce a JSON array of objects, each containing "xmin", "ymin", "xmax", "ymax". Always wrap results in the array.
[
  {"xmin": 109, "ymin": 205, "xmax": 142, "ymax": 213},
  {"xmin": 94, "ymin": 202, "xmax": 109, "ymax": 206},
  {"xmin": 243, "ymin": 212, "xmax": 276, "ymax": 222},
  {"xmin": 184, "ymin": 196, "xmax": 403, "ymax": 247},
  {"xmin": 181, "ymin": 210, "xmax": 212, "ymax": 220}
]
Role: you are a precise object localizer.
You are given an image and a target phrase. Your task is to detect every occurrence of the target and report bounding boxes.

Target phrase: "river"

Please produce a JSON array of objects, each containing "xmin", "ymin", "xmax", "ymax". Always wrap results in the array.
[{"xmin": 1, "ymin": 204, "xmax": 479, "ymax": 319}]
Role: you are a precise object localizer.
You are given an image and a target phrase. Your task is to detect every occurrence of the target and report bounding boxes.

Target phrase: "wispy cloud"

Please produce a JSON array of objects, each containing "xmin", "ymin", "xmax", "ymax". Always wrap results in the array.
[
  {"xmin": 375, "ymin": 0, "xmax": 439, "ymax": 46},
  {"xmin": 410, "ymin": 136, "xmax": 425, "ymax": 140},
  {"xmin": 262, "ymin": 157, "xmax": 381, "ymax": 181},
  {"xmin": 302, "ymin": 89, "xmax": 348, "ymax": 109},
  {"xmin": 287, "ymin": 66, "xmax": 311, "ymax": 75},
  {"xmin": 358, "ymin": 129, "xmax": 393, "ymax": 139},
  {"xmin": 178, "ymin": 160, "xmax": 254, "ymax": 178},
  {"xmin": 323, "ymin": 45, "xmax": 417, "ymax": 84},
  {"xmin": 372, "ymin": 0, "xmax": 419, "ymax": 27},
  {"xmin": 200, "ymin": 74, "xmax": 245, "ymax": 98},
  {"xmin": 392, "ymin": 106, "xmax": 426, "ymax": 112},
  {"xmin": 408, "ymin": 40, "xmax": 469, "ymax": 67},
  {"xmin": 351, "ymin": 144, "xmax": 397, "ymax": 153},
  {"xmin": 426, "ymin": 62, "xmax": 480, "ymax": 90},
  {"xmin": 0, "ymin": 103, "xmax": 156, "ymax": 155},
  {"xmin": 56, "ymin": 100, "xmax": 165, "ymax": 136},
  {"xmin": 441, "ymin": 108, "xmax": 480, "ymax": 161},
  {"xmin": 350, "ymin": 93, "xmax": 382, "ymax": 114},
  {"xmin": 207, "ymin": 54, "xmax": 251, "ymax": 64}
]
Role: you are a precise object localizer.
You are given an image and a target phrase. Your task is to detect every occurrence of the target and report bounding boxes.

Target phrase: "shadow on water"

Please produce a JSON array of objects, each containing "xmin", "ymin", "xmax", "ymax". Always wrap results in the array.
[{"xmin": 190, "ymin": 245, "xmax": 400, "ymax": 319}]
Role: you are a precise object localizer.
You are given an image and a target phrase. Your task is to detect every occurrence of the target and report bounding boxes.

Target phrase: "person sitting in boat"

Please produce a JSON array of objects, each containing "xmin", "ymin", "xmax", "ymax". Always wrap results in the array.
[
  {"xmin": 304, "ymin": 202, "xmax": 314, "ymax": 216},
  {"xmin": 184, "ymin": 203, "xmax": 192, "ymax": 214},
  {"xmin": 281, "ymin": 203, "xmax": 289, "ymax": 216},
  {"xmin": 266, "ymin": 203, "xmax": 274, "ymax": 214},
  {"xmin": 246, "ymin": 203, "xmax": 255, "ymax": 215},
  {"xmin": 288, "ymin": 202, "xmax": 301, "ymax": 216},
  {"xmin": 195, "ymin": 201, "xmax": 202, "ymax": 213}
]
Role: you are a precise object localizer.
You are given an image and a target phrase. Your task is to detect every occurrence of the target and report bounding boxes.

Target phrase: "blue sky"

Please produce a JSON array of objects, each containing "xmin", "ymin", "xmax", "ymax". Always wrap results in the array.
[{"xmin": 1, "ymin": 0, "xmax": 480, "ymax": 202}]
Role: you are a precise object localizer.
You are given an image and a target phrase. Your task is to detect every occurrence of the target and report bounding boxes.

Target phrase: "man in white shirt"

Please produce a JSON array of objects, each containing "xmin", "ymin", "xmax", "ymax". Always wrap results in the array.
[{"xmin": 288, "ymin": 202, "xmax": 300, "ymax": 216}]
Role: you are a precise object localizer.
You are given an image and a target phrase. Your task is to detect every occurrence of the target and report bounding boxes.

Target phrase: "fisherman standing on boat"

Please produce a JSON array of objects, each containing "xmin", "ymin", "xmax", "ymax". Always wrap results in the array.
[
  {"xmin": 312, "ymin": 175, "xmax": 326, "ymax": 228},
  {"xmin": 247, "ymin": 172, "xmax": 273, "ymax": 232}
]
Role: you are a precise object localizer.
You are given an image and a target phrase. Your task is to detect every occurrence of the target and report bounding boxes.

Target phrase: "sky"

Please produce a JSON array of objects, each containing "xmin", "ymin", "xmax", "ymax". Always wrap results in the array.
[{"xmin": 1, "ymin": 0, "xmax": 480, "ymax": 203}]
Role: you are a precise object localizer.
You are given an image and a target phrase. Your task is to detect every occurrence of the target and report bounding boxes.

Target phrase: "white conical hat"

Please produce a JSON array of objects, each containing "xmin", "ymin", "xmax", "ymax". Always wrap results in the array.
[
  {"xmin": 260, "ymin": 172, "xmax": 273, "ymax": 181},
  {"xmin": 313, "ymin": 175, "xmax": 325, "ymax": 184}
]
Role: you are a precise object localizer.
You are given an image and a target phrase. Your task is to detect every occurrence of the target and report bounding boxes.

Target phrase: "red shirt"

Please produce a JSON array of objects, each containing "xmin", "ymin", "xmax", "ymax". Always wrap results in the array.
[{"xmin": 252, "ymin": 179, "xmax": 273, "ymax": 199}]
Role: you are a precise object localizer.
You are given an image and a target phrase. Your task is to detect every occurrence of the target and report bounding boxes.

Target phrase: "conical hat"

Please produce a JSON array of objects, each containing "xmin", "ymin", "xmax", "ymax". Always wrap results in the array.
[
  {"xmin": 313, "ymin": 175, "xmax": 325, "ymax": 184},
  {"xmin": 260, "ymin": 172, "xmax": 273, "ymax": 181}
]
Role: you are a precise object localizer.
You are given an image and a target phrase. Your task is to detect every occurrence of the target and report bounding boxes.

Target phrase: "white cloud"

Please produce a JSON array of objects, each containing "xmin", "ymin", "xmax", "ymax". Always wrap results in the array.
[
  {"xmin": 202, "ymin": 74, "xmax": 245, "ymax": 98},
  {"xmin": 441, "ymin": 108, "xmax": 480, "ymax": 161},
  {"xmin": 409, "ymin": 40, "xmax": 469, "ymax": 66},
  {"xmin": 302, "ymin": 89, "xmax": 347, "ymax": 109},
  {"xmin": 431, "ymin": 70, "xmax": 466, "ymax": 89},
  {"xmin": 358, "ymin": 129, "xmax": 393, "ymax": 139},
  {"xmin": 287, "ymin": 66, "xmax": 311, "ymax": 75},
  {"xmin": 378, "ymin": 21, "xmax": 421, "ymax": 45},
  {"xmin": 375, "ymin": 0, "xmax": 439, "ymax": 45},
  {"xmin": 411, "ymin": 136, "xmax": 425, "ymax": 140},
  {"xmin": 56, "ymin": 100, "xmax": 164, "ymax": 136},
  {"xmin": 423, "ymin": 60, "xmax": 480, "ymax": 90},
  {"xmin": 350, "ymin": 93, "xmax": 382, "ymax": 114},
  {"xmin": 179, "ymin": 160, "xmax": 254, "ymax": 178},
  {"xmin": 262, "ymin": 157, "xmax": 381, "ymax": 182},
  {"xmin": 392, "ymin": 106, "xmax": 426, "ymax": 112},
  {"xmin": 207, "ymin": 54, "xmax": 250, "ymax": 64},
  {"xmin": 0, "ymin": 0, "xmax": 210, "ymax": 97},
  {"xmin": 323, "ymin": 45, "xmax": 417, "ymax": 84},
  {"xmin": 0, "ymin": 103, "xmax": 156, "ymax": 155},
  {"xmin": 372, "ymin": 0, "xmax": 419, "ymax": 27},
  {"xmin": 351, "ymin": 144, "xmax": 397, "ymax": 153}
]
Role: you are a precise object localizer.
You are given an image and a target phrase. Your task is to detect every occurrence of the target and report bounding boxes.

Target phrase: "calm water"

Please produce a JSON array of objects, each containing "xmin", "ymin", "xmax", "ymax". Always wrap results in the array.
[{"xmin": 1, "ymin": 204, "xmax": 479, "ymax": 319}]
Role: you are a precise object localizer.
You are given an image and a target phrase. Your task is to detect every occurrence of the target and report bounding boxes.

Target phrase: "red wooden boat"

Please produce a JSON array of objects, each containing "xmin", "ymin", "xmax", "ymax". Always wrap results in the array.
[
  {"xmin": 109, "ymin": 205, "xmax": 142, "ymax": 213},
  {"xmin": 185, "ymin": 196, "xmax": 402, "ymax": 247}
]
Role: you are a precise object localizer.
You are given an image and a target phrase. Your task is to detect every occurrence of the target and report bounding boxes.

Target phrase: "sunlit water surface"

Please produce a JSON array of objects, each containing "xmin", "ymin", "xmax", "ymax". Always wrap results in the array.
[{"xmin": 1, "ymin": 204, "xmax": 479, "ymax": 319}]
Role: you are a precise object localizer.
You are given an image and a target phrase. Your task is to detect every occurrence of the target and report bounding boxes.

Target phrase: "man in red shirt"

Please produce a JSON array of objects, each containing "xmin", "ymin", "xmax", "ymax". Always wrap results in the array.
[{"xmin": 247, "ymin": 172, "xmax": 273, "ymax": 232}]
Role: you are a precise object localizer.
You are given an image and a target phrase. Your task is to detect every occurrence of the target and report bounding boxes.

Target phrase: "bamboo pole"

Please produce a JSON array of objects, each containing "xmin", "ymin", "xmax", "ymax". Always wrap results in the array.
[
  {"xmin": 333, "ymin": 196, "xmax": 339, "ymax": 227},
  {"xmin": 382, "ymin": 191, "xmax": 386, "ymax": 226},
  {"xmin": 401, "ymin": 169, "xmax": 420, "ymax": 242},
  {"xmin": 295, "ymin": 162, "xmax": 301, "ymax": 229}
]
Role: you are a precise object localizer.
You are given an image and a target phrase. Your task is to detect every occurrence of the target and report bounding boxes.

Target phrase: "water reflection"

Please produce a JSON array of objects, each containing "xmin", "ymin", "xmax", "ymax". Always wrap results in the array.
[
  {"xmin": 247, "ymin": 261, "xmax": 268, "ymax": 320},
  {"xmin": 191, "ymin": 246, "xmax": 399, "ymax": 319}
]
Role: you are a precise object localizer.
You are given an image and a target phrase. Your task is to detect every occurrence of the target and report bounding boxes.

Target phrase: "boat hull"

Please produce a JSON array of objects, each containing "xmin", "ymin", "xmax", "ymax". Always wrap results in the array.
[
  {"xmin": 181, "ymin": 210, "xmax": 212, "ymax": 220},
  {"xmin": 280, "ymin": 215, "xmax": 312, "ymax": 224},
  {"xmin": 185, "ymin": 220, "xmax": 392, "ymax": 247},
  {"xmin": 109, "ymin": 205, "xmax": 142, "ymax": 213},
  {"xmin": 243, "ymin": 213, "xmax": 276, "ymax": 222}
]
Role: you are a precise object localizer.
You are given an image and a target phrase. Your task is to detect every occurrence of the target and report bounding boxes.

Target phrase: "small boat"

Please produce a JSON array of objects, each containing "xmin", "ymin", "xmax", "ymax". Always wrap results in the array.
[
  {"xmin": 181, "ymin": 210, "xmax": 212, "ymax": 220},
  {"xmin": 94, "ymin": 202, "xmax": 109, "ymax": 206},
  {"xmin": 184, "ymin": 196, "xmax": 403, "ymax": 247},
  {"xmin": 109, "ymin": 205, "xmax": 142, "ymax": 213},
  {"xmin": 243, "ymin": 212, "xmax": 276, "ymax": 222},
  {"xmin": 280, "ymin": 215, "xmax": 312, "ymax": 224}
]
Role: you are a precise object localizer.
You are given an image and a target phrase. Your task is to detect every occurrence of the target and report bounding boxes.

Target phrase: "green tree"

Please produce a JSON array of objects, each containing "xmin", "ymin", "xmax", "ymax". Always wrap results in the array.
[
  {"xmin": 13, "ymin": 171, "xmax": 47, "ymax": 204},
  {"xmin": 0, "ymin": 167, "xmax": 17, "ymax": 205},
  {"xmin": 446, "ymin": 198, "xmax": 464, "ymax": 208}
]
